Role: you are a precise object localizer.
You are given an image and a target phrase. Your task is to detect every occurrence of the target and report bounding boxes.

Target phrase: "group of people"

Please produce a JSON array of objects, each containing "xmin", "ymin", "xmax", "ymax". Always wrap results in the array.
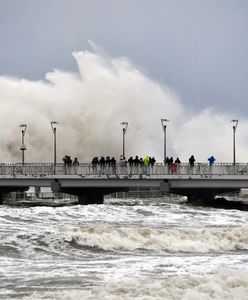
[
  {"xmin": 162, "ymin": 154, "xmax": 216, "ymax": 174},
  {"xmin": 62, "ymin": 155, "xmax": 79, "ymax": 167},
  {"xmin": 164, "ymin": 156, "xmax": 181, "ymax": 165},
  {"xmin": 92, "ymin": 156, "xmax": 116, "ymax": 167},
  {"xmin": 124, "ymin": 156, "xmax": 156, "ymax": 167},
  {"xmin": 91, "ymin": 155, "xmax": 156, "ymax": 168},
  {"xmin": 62, "ymin": 154, "xmax": 216, "ymax": 169}
]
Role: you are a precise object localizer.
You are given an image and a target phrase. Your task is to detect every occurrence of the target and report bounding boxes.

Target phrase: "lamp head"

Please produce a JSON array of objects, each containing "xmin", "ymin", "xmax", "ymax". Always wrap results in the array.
[
  {"xmin": 161, "ymin": 119, "xmax": 169, "ymax": 131},
  {"xmin": 19, "ymin": 124, "xmax": 27, "ymax": 134},
  {"xmin": 120, "ymin": 122, "xmax": 128, "ymax": 133},
  {"xmin": 51, "ymin": 121, "xmax": 58, "ymax": 132},
  {"xmin": 230, "ymin": 119, "xmax": 238, "ymax": 131}
]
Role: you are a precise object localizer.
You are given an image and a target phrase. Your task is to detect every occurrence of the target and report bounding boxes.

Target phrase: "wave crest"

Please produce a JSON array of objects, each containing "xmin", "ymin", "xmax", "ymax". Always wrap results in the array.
[{"xmin": 62, "ymin": 225, "xmax": 248, "ymax": 253}]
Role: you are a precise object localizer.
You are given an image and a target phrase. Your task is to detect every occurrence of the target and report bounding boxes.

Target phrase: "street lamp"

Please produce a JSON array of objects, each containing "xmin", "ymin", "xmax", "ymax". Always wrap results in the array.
[
  {"xmin": 51, "ymin": 121, "xmax": 58, "ymax": 174},
  {"xmin": 231, "ymin": 119, "xmax": 238, "ymax": 168},
  {"xmin": 161, "ymin": 119, "xmax": 169, "ymax": 164},
  {"xmin": 19, "ymin": 124, "xmax": 27, "ymax": 165},
  {"xmin": 120, "ymin": 122, "xmax": 128, "ymax": 157}
]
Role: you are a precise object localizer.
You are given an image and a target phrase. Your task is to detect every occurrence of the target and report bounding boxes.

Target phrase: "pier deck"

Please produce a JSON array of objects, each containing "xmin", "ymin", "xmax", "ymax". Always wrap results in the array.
[{"xmin": 0, "ymin": 163, "xmax": 247, "ymax": 204}]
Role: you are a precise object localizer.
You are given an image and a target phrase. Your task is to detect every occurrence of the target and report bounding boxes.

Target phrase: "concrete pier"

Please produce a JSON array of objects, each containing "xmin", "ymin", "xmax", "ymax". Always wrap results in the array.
[{"xmin": 0, "ymin": 162, "xmax": 248, "ymax": 205}]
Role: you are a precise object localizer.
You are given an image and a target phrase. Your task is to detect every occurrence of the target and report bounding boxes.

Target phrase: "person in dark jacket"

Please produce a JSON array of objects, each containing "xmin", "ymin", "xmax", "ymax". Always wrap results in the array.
[
  {"xmin": 128, "ymin": 157, "xmax": 134, "ymax": 166},
  {"xmin": 150, "ymin": 157, "xmax": 156, "ymax": 166},
  {"xmin": 175, "ymin": 157, "xmax": 181, "ymax": 164},
  {"xmin": 73, "ymin": 157, "xmax": 79, "ymax": 166},
  {"xmin": 134, "ymin": 156, "xmax": 140, "ymax": 166},
  {"xmin": 189, "ymin": 155, "xmax": 195, "ymax": 167}
]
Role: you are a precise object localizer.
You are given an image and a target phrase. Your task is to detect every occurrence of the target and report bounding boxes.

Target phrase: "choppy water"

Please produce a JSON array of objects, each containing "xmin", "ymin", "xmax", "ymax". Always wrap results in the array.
[{"xmin": 1, "ymin": 196, "xmax": 248, "ymax": 299}]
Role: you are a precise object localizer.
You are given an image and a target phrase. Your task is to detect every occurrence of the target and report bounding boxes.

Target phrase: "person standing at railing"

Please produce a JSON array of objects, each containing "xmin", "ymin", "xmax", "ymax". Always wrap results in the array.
[
  {"xmin": 73, "ymin": 157, "xmax": 79, "ymax": 166},
  {"xmin": 105, "ymin": 156, "xmax": 111, "ymax": 174},
  {"xmin": 73, "ymin": 157, "xmax": 79, "ymax": 174},
  {"xmin": 106, "ymin": 156, "xmax": 111, "ymax": 167},
  {"xmin": 99, "ymin": 156, "xmax": 106, "ymax": 174},
  {"xmin": 208, "ymin": 156, "xmax": 216, "ymax": 173},
  {"xmin": 91, "ymin": 157, "xmax": 98, "ymax": 174},
  {"xmin": 133, "ymin": 156, "xmax": 139, "ymax": 166},
  {"xmin": 128, "ymin": 156, "xmax": 134, "ymax": 166},
  {"xmin": 175, "ymin": 157, "xmax": 181, "ymax": 174},
  {"xmin": 167, "ymin": 157, "xmax": 174, "ymax": 174},
  {"xmin": 143, "ymin": 156, "xmax": 150, "ymax": 175},
  {"xmin": 67, "ymin": 156, "xmax": 72, "ymax": 167},
  {"xmin": 189, "ymin": 155, "xmax": 195, "ymax": 174},
  {"xmin": 175, "ymin": 157, "xmax": 181, "ymax": 164},
  {"xmin": 111, "ymin": 157, "xmax": 116, "ymax": 174},
  {"xmin": 208, "ymin": 156, "xmax": 215, "ymax": 166},
  {"xmin": 149, "ymin": 157, "xmax": 156, "ymax": 174},
  {"xmin": 128, "ymin": 156, "xmax": 134, "ymax": 175},
  {"xmin": 63, "ymin": 155, "xmax": 72, "ymax": 174}
]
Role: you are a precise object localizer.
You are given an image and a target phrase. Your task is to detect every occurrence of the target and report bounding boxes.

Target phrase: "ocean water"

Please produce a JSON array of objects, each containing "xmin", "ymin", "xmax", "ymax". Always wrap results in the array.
[{"xmin": 1, "ymin": 196, "xmax": 248, "ymax": 300}]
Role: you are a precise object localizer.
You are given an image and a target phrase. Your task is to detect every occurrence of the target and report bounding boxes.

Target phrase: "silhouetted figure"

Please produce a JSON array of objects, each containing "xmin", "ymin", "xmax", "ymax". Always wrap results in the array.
[
  {"xmin": 106, "ymin": 156, "xmax": 111, "ymax": 166},
  {"xmin": 110, "ymin": 157, "xmax": 116, "ymax": 165},
  {"xmin": 128, "ymin": 156, "xmax": 134, "ymax": 166},
  {"xmin": 72, "ymin": 157, "xmax": 79, "ymax": 174},
  {"xmin": 110, "ymin": 157, "xmax": 116, "ymax": 166},
  {"xmin": 67, "ymin": 156, "xmax": 72, "ymax": 167},
  {"xmin": 174, "ymin": 157, "xmax": 181, "ymax": 174},
  {"xmin": 63, "ymin": 155, "xmax": 68, "ymax": 166},
  {"xmin": 92, "ymin": 157, "xmax": 98, "ymax": 166},
  {"xmin": 175, "ymin": 157, "xmax": 181, "ymax": 164},
  {"xmin": 169, "ymin": 157, "xmax": 174, "ymax": 166},
  {"xmin": 165, "ymin": 157, "xmax": 170, "ymax": 165},
  {"xmin": 134, "ymin": 156, "xmax": 140, "ymax": 166},
  {"xmin": 73, "ymin": 157, "xmax": 79, "ymax": 166},
  {"xmin": 92, "ymin": 157, "xmax": 99, "ymax": 174},
  {"xmin": 111, "ymin": 157, "xmax": 116, "ymax": 174},
  {"xmin": 189, "ymin": 155, "xmax": 195, "ymax": 167},
  {"xmin": 150, "ymin": 157, "xmax": 156, "ymax": 166},
  {"xmin": 99, "ymin": 156, "xmax": 105, "ymax": 167},
  {"xmin": 139, "ymin": 158, "xmax": 144, "ymax": 166}
]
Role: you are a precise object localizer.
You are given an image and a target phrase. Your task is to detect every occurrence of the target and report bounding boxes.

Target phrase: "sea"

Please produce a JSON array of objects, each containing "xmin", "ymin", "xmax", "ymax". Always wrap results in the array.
[{"xmin": 1, "ymin": 194, "xmax": 248, "ymax": 300}]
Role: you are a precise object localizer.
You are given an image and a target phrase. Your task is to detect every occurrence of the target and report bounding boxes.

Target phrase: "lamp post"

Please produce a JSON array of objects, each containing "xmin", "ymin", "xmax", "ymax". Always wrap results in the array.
[
  {"xmin": 19, "ymin": 124, "xmax": 27, "ymax": 165},
  {"xmin": 231, "ymin": 119, "xmax": 238, "ymax": 169},
  {"xmin": 161, "ymin": 119, "xmax": 169, "ymax": 164},
  {"xmin": 120, "ymin": 122, "xmax": 128, "ymax": 157},
  {"xmin": 51, "ymin": 121, "xmax": 58, "ymax": 174}
]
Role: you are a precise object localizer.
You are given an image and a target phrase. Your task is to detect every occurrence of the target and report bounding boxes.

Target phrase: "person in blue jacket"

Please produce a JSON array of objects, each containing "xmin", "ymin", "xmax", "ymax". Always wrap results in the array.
[{"xmin": 208, "ymin": 156, "xmax": 216, "ymax": 166}]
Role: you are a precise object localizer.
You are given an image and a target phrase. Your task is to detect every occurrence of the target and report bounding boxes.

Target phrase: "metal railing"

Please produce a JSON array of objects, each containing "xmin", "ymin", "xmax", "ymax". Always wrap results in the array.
[{"xmin": 0, "ymin": 163, "xmax": 247, "ymax": 176}]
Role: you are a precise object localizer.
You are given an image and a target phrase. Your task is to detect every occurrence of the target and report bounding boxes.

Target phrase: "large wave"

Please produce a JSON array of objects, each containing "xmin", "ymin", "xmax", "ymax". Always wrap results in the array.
[
  {"xmin": 1, "ymin": 42, "xmax": 248, "ymax": 163},
  {"xmin": 62, "ymin": 225, "xmax": 248, "ymax": 253}
]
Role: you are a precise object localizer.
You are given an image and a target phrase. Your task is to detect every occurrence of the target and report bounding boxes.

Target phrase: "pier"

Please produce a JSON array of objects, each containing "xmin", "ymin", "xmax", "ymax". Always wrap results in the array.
[{"xmin": 0, "ymin": 162, "xmax": 247, "ymax": 204}]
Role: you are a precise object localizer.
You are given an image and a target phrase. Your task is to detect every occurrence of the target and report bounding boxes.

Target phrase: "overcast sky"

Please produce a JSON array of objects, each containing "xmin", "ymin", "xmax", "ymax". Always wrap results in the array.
[
  {"xmin": 1, "ymin": 0, "xmax": 248, "ymax": 163},
  {"xmin": 0, "ymin": 0, "xmax": 247, "ymax": 115}
]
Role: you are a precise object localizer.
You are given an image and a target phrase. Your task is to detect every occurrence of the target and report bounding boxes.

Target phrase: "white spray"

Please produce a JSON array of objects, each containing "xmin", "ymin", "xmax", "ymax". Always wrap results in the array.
[{"xmin": 0, "ymin": 42, "xmax": 247, "ymax": 163}]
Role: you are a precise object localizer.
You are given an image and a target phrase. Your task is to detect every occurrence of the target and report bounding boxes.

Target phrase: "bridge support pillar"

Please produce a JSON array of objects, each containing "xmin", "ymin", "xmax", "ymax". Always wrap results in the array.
[
  {"xmin": 0, "ymin": 189, "xmax": 5, "ymax": 205},
  {"xmin": 78, "ymin": 191, "xmax": 104, "ymax": 205}
]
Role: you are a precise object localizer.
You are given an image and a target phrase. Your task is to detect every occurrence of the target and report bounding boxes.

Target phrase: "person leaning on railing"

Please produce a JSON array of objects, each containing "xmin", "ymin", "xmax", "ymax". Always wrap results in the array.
[{"xmin": 189, "ymin": 155, "xmax": 195, "ymax": 174}]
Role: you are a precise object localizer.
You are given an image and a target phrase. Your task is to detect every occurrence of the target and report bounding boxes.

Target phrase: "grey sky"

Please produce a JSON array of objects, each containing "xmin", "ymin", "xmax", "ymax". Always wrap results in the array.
[{"xmin": 0, "ymin": 0, "xmax": 248, "ymax": 115}]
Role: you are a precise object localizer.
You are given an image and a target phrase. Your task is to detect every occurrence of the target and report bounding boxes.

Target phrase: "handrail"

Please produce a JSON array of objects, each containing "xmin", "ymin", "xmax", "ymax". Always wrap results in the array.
[{"xmin": 0, "ymin": 162, "xmax": 247, "ymax": 176}]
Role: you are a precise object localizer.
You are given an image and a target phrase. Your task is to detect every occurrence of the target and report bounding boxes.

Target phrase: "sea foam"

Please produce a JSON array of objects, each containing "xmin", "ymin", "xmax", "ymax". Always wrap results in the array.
[
  {"xmin": 62, "ymin": 224, "xmax": 248, "ymax": 253},
  {"xmin": 21, "ymin": 268, "xmax": 248, "ymax": 300}
]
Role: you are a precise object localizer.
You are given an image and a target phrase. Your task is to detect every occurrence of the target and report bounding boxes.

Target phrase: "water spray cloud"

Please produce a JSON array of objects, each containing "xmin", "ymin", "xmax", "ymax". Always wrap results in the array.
[{"xmin": 0, "ymin": 43, "xmax": 247, "ymax": 163}]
